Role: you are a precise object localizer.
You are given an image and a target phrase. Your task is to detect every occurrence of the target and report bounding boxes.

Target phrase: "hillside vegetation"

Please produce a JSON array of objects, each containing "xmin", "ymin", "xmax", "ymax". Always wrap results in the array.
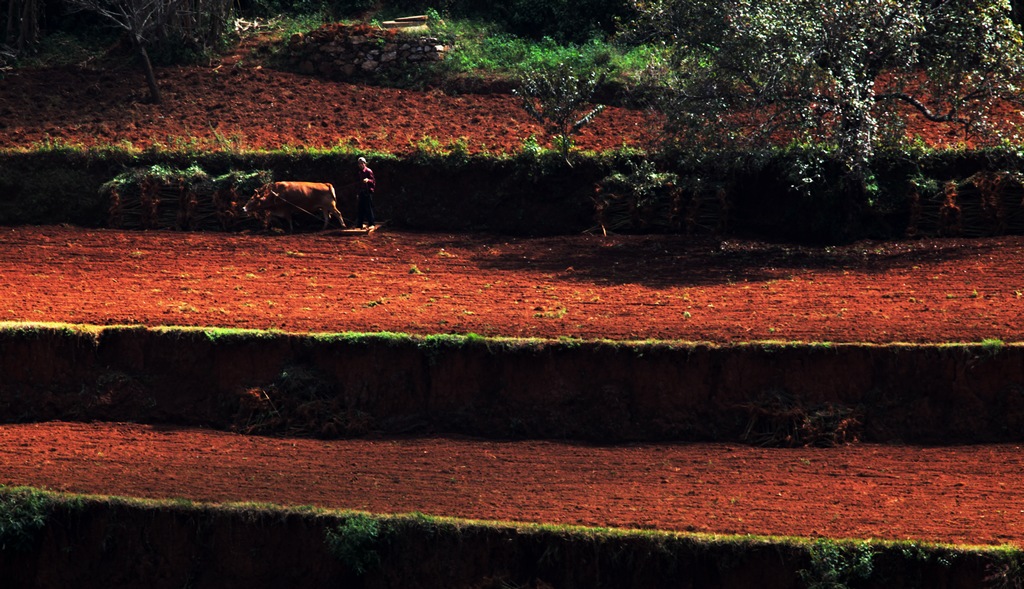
[{"xmin": 4, "ymin": 1, "xmax": 1024, "ymax": 243}]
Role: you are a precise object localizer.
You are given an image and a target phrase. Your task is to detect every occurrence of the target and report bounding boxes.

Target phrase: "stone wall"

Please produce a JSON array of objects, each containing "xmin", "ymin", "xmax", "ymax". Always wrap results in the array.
[{"xmin": 283, "ymin": 23, "xmax": 448, "ymax": 79}]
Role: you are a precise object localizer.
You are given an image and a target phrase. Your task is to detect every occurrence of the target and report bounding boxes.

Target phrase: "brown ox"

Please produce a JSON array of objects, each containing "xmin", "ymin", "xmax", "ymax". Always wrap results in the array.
[{"xmin": 243, "ymin": 181, "xmax": 346, "ymax": 231}]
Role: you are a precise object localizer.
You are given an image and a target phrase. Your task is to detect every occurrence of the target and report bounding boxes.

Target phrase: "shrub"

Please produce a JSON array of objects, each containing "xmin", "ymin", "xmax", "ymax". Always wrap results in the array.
[
  {"xmin": 514, "ymin": 61, "xmax": 606, "ymax": 165},
  {"xmin": 0, "ymin": 487, "xmax": 51, "ymax": 552},
  {"xmin": 325, "ymin": 514, "xmax": 382, "ymax": 575},
  {"xmin": 799, "ymin": 539, "xmax": 875, "ymax": 589},
  {"xmin": 595, "ymin": 159, "xmax": 679, "ymax": 233}
]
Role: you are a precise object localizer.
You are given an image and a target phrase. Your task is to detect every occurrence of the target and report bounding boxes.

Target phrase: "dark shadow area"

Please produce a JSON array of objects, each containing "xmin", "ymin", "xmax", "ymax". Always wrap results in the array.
[{"xmin": 447, "ymin": 232, "xmax": 1004, "ymax": 288}]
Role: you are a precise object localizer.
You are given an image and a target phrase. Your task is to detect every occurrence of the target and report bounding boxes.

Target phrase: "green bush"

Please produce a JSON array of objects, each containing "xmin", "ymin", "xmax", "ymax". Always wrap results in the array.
[
  {"xmin": 431, "ymin": 20, "xmax": 637, "ymax": 82},
  {"xmin": 799, "ymin": 539, "xmax": 875, "ymax": 589},
  {"xmin": 0, "ymin": 488, "xmax": 51, "ymax": 553},
  {"xmin": 325, "ymin": 514, "xmax": 382, "ymax": 575}
]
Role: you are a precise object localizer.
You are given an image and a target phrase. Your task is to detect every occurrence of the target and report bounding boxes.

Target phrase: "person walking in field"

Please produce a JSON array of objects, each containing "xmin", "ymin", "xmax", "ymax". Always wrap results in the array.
[{"xmin": 356, "ymin": 156, "xmax": 376, "ymax": 230}]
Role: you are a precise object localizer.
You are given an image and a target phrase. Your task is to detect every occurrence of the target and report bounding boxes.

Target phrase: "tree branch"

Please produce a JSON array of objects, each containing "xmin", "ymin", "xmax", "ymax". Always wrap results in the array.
[{"xmin": 874, "ymin": 92, "xmax": 967, "ymax": 124}]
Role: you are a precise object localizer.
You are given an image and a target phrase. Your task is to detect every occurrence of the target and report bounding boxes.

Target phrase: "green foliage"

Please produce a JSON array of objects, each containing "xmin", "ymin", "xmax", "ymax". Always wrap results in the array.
[
  {"xmin": 594, "ymin": 159, "xmax": 680, "ymax": 233},
  {"xmin": 100, "ymin": 164, "xmax": 211, "ymax": 198},
  {"xmin": 408, "ymin": 135, "xmax": 470, "ymax": 165},
  {"xmin": 207, "ymin": 169, "xmax": 274, "ymax": 196},
  {"xmin": 314, "ymin": 331, "xmax": 411, "ymax": 346},
  {"xmin": 908, "ymin": 171, "xmax": 941, "ymax": 196},
  {"xmin": 980, "ymin": 338, "xmax": 1006, "ymax": 354},
  {"xmin": 384, "ymin": 0, "xmax": 634, "ymax": 43},
  {"xmin": 519, "ymin": 134, "xmax": 545, "ymax": 158},
  {"xmin": 101, "ymin": 165, "xmax": 272, "ymax": 199},
  {"xmin": 419, "ymin": 333, "xmax": 469, "ymax": 349},
  {"xmin": 799, "ymin": 539, "xmax": 876, "ymax": 589},
  {"xmin": 251, "ymin": 13, "xmax": 332, "ymax": 39},
  {"xmin": 514, "ymin": 61, "xmax": 607, "ymax": 164},
  {"xmin": 600, "ymin": 159, "xmax": 677, "ymax": 204},
  {"xmin": 325, "ymin": 514, "xmax": 382, "ymax": 575},
  {"xmin": 0, "ymin": 487, "xmax": 52, "ymax": 552},
  {"xmin": 430, "ymin": 19, "xmax": 643, "ymax": 84},
  {"xmin": 29, "ymin": 135, "xmax": 84, "ymax": 153},
  {"xmin": 200, "ymin": 327, "xmax": 271, "ymax": 342},
  {"xmin": 416, "ymin": 332, "xmax": 492, "ymax": 362}
]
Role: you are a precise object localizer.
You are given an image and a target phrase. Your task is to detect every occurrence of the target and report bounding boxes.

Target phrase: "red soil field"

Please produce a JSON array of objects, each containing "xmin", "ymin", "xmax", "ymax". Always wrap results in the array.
[
  {"xmin": 0, "ymin": 57, "xmax": 659, "ymax": 154},
  {"xmin": 1, "ymin": 36, "xmax": 1017, "ymax": 153},
  {"xmin": 2, "ymin": 226, "xmax": 1024, "ymax": 546},
  {"xmin": 3, "ymin": 226, "xmax": 1024, "ymax": 343},
  {"xmin": 2, "ymin": 44, "xmax": 1024, "ymax": 548},
  {"xmin": 1, "ymin": 421, "xmax": 1022, "ymax": 547}
]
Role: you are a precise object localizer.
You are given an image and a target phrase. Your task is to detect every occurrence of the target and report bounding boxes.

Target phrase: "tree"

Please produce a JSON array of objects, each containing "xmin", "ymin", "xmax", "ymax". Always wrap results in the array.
[
  {"xmin": 65, "ymin": 0, "xmax": 232, "ymax": 104},
  {"xmin": 66, "ymin": 0, "xmax": 171, "ymax": 102},
  {"xmin": 514, "ymin": 62, "xmax": 607, "ymax": 165},
  {"xmin": 4, "ymin": 0, "xmax": 41, "ymax": 52},
  {"xmin": 629, "ymin": 0, "xmax": 1024, "ymax": 202}
]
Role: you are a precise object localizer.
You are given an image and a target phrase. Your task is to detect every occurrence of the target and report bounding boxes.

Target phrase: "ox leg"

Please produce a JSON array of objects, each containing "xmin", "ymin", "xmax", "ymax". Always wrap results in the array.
[
  {"xmin": 329, "ymin": 204, "xmax": 345, "ymax": 229},
  {"xmin": 327, "ymin": 185, "xmax": 345, "ymax": 229},
  {"xmin": 318, "ymin": 205, "xmax": 344, "ymax": 230}
]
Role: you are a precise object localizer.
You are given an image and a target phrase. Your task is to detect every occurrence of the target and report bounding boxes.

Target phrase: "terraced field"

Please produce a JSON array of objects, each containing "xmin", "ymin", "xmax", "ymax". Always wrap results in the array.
[
  {"xmin": 2, "ymin": 34, "xmax": 1023, "ymax": 588},
  {"xmin": 2, "ymin": 225, "xmax": 1023, "ymax": 549}
]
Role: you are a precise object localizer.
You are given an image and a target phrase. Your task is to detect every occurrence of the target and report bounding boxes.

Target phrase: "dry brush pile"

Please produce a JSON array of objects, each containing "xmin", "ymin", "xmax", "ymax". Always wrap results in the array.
[
  {"xmin": 103, "ymin": 166, "xmax": 272, "ymax": 231},
  {"xmin": 907, "ymin": 170, "xmax": 1024, "ymax": 238}
]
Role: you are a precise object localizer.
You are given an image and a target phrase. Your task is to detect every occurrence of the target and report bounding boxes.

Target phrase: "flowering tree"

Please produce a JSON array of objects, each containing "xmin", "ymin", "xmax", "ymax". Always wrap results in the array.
[{"xmin": 630, "ymin": 0, "xmax": 1024, "ymax": 198}]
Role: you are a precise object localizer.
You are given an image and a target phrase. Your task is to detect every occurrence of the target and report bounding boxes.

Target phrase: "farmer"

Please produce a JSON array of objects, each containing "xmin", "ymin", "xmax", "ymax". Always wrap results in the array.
[{"xmin": 356, "ymin": 156, "xmax": 376, "ymax": 229}]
